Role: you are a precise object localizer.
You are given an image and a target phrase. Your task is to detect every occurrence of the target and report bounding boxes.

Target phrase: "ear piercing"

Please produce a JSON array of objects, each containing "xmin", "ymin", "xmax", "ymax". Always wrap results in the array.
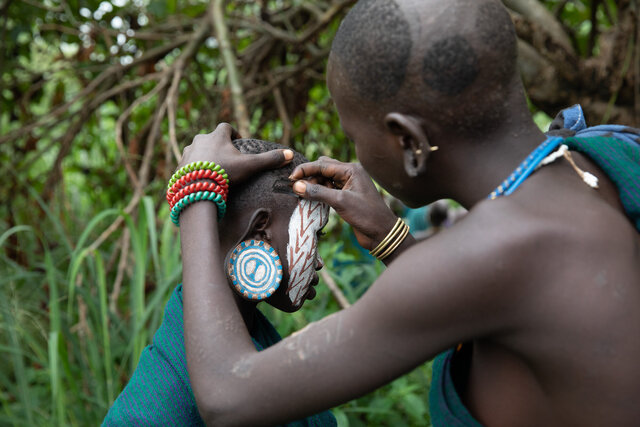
[{"xmin": 416, "ymin": 146, "xmax": 439, "ymax": 156}]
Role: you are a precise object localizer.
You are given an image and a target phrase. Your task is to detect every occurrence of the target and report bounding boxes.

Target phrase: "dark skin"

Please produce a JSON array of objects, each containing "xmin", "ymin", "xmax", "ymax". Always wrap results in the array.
[{"xmin": 179, "ymin": 2, "xmax": 640, "ymax": 426}]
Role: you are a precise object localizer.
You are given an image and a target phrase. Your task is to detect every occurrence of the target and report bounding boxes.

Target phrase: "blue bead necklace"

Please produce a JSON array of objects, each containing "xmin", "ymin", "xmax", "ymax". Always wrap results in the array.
[{"xmin": 488, "ymin": 137, "xmax": 564, "ymax": 199}]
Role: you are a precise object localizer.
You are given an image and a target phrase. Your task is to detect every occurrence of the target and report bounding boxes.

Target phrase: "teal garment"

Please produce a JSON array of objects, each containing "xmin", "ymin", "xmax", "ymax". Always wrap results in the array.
[
  {"xmin": 429, "ymin": 135, "xmax": 640, "ymax": 426},
  {"xmin": 103, "ymin": 285, "xmax": 336, "ymax": 427},
  {"xmin": 429, "ymin": 349, "xmax": 483, "ymax": 427},
  {"xmin": 563, "ymin": 136, "xmax": 640, "ymax": 232}
]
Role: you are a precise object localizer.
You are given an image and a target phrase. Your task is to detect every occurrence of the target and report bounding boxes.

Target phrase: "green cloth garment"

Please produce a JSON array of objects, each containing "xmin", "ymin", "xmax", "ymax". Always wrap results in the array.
[
  {"xmin": 103, "ymin": 285, "xmax": 337, "ymax": 426},
  {"xmin": 429, "ymin": 348, "xmax": 483, "ymax": 427},
  {"xmin": 429, "ymin": 134, "xmax": 640, "ymax": 426}
]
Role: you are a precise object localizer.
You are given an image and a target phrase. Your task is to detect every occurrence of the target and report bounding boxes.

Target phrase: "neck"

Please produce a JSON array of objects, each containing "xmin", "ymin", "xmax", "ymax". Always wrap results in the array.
[{"xmin": 439, "ymin": 114, "xmax": 547, "ymax": 208}]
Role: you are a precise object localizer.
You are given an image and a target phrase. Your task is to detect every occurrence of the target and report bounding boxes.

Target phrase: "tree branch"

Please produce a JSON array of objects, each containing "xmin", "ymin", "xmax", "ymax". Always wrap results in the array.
[
  {"xmin": 503, "ymin": 0, "xmax": 574, "ymax": 54},
  {"xmin": 210, "ymin": 0, "xmax": 251, "ymax": 136}
]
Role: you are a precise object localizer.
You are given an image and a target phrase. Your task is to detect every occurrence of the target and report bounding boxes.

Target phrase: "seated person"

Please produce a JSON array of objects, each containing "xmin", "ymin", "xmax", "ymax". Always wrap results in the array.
[{"xmin": 103, "ymin": 139, "xmax": 336, "ymax": 426}]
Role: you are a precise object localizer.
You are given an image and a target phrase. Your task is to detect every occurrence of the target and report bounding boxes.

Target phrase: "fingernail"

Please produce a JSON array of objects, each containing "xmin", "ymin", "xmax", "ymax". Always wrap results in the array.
[
  {"xmin": 283, "ymin": 150, "xmax": 294, "ymax": 161},
  {"xmin": 293, "ymin": 181, "xmax": 306, "ymax": 194}
]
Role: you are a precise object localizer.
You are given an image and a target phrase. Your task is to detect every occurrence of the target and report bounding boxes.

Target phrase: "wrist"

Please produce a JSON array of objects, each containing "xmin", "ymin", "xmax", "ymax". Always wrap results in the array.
[
  {"xmin": 370, "ymin": 215, "xmax": 403, "ymax": 250},
  {"xmin": 370, "ymin": 218, "xmax": 410, "ymax": 261},
  {"xmin": 167, "ymin": 161, "xmax": 229, "ymax": 226}
]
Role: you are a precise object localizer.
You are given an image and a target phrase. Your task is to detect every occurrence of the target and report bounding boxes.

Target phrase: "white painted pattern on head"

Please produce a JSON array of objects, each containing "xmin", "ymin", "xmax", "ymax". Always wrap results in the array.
[{"xmin": 286, "ymin": 199, "xmax": 329, "ymax": 306}]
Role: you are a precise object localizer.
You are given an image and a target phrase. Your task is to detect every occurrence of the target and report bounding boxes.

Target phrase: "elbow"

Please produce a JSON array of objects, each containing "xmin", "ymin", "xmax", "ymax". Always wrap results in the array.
[
  {"xmin": 193, "ymin": 386, "xmax": 248, "ymax": 426},
  {"xmin": 196, "ymin": 399, "xmax": 230, "ymax": 426},
  {"xmin": 196, "ymin": 402, "xmax": 223, "ymax": 426}
]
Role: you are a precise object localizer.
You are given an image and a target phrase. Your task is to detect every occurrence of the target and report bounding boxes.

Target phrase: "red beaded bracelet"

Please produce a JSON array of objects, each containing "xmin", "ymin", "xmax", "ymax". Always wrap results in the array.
[
  {"xmin": 168, "ymin": 181, "xmax": 228, "ymax": 209},
  {"xmin": 166, "ymin": 176, "xmax": 229, "ymax": 206},
  {"xmin": 167, "ymin": 169, "xmax": 228, "ymax": 200}
]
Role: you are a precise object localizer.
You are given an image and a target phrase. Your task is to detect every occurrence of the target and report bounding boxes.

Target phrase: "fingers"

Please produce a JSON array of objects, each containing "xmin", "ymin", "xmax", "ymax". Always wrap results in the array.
[
  {"xmin": 290, "ymin": 157, "xmax": 353, "ymax": 182},
  {"xmin": 248, "ymin": 149, "xmax": 294, "ymax": 173},
  {"xmin": 292, "ymin": 181, "xmax": 344, "ymax": 209}
]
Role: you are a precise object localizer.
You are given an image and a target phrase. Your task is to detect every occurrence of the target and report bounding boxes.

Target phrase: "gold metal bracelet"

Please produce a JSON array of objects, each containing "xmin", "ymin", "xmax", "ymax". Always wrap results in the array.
[
  {"xmin": 370, "ymin": 218, "xmax": 403, "ymax": 257},
  {"xmin": 377, "ymin": 222, "xmax": 410, "ymax": 261}
]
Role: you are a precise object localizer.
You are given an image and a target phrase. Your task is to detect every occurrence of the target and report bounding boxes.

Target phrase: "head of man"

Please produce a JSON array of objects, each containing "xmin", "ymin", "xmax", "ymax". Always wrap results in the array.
[
  {"xmin": 328, "ymin": 0, "xmax": 528, "ymax": 207},
  {"xmin": 217, "ymin": 139, "xmax": 329, "ymax": 313}
]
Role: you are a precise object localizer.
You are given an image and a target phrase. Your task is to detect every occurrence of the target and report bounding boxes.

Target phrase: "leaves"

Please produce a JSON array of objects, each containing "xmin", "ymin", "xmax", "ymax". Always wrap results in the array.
[{"xmin": 1, "ymin": 0, "xmax": 638, "ymax": 425}]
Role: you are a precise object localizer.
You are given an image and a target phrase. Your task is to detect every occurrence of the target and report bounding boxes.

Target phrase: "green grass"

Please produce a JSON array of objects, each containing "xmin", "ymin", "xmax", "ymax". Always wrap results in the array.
[{"xmin": 1, "ymin": 190, "xmax": 433, "ymax": 426}]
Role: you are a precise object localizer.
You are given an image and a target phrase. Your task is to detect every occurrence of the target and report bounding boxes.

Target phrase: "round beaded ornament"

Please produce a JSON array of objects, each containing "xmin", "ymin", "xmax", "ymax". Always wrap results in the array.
[{"xmin": 226, "ymin": 240, "xmax": 283, "ymax": 301}]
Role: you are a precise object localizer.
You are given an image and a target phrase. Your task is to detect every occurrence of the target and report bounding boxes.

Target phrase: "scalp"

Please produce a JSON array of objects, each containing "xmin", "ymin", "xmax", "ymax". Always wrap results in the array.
[
  {"xmin": 330, "ymin": 0, "xmax": 521, "ymax": 135},
  {"xmin": 223, "ymin": 139, "xmax": 306, "ymax": 219},
  {"xmin": 330, "ymin": 0, "xmax": 412, "ymax": 101}
]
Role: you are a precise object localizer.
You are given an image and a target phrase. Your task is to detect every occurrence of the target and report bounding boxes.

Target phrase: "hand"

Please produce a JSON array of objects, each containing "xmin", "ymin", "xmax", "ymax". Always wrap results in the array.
[
  {"xmin": 290, "ymin": 157, "xmax": 399, "ymax": 250},
  {"xmin": 179, "ymin": 123, "xmax": 294, "ymax": 184}
]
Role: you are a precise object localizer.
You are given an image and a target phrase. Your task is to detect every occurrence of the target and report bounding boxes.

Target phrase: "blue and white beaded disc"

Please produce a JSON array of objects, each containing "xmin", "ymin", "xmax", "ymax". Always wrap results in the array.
[{"xmin": 227, "ymin": 240, "xmax": 282, "ymax": 301}]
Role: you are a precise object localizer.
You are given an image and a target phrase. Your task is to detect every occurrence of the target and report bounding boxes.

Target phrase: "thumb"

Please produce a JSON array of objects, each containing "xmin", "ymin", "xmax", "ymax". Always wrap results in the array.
[{"xmin": 292, "ymin": 181, "xmax": 343, "ymax": 209}]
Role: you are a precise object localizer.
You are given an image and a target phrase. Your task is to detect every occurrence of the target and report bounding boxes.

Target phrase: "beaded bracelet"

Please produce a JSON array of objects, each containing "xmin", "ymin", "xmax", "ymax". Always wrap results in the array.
[
  {"xmin": 168, "ymin": 181, "xmax": 228, "ymax": 209},
  {"xmin": 167, "ymin": 177, "xmax": 229, "ymax": 205},
  {"xmin": 170, "ymin": 191, "xmax": 227, "ymax": 225},
  {"xmin": 167, "ymin": 169, "xmax": 228, "ymax": 197},
  {"xmin": 369, "ymin": 218, "xmax": 410, "ymax": 261},
  {"xmin": 168, "ymin": 161, "xmax": 229, "ymax": 190}
]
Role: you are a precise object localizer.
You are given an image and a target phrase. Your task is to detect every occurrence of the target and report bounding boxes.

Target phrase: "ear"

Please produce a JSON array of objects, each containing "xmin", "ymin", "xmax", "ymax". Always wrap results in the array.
[
  {"xmin": 240, "ymin": 208, "xmax": 274, "ymax": 242},
  {"xmin": 384, "ymin": 112, "xmax": 437, "ymax": 178}
]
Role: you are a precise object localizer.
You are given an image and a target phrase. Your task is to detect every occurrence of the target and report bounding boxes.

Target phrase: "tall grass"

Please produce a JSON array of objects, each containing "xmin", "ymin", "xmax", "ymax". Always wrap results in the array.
[
  {"xmin": 0, "ymin": 188, "xmax": 181, "ymax": 425},
  {"xmin": 1, "ymin": 188, "xmax": 432, "ymax": 426}
]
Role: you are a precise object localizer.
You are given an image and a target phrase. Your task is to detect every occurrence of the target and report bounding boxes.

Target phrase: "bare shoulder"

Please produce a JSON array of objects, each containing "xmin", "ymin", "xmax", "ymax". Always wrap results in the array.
[{"xmin": 467, "ymin": 189, "xmax": 639, "ymax": 267}]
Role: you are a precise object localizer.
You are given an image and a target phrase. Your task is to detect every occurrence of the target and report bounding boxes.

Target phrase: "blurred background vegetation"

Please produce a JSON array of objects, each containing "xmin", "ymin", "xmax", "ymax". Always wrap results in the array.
[{"xmin": 0, "ymin": 0, "xmax": 638, "ymax": 425}]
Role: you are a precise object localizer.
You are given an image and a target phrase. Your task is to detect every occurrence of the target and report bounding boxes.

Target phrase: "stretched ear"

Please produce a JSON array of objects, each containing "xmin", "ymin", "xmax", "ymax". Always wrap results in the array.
[
  {"xmin": 240, "ymin": 208, "xmax": 273, "ymax": 242},
  {"xmin": 384, "ymin": 112, "xmax": 438, "ymax": 178}
]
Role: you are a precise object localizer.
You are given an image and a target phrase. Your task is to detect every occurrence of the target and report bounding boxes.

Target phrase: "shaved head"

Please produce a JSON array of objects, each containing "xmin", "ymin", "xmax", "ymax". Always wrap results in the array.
[
  {"xmin": 331, "ymin": 0, "xmax": 412, "ymax": 102},
  {"xmin": 330, "ymin": 0, "xmax": 521, "ymax": 135}
]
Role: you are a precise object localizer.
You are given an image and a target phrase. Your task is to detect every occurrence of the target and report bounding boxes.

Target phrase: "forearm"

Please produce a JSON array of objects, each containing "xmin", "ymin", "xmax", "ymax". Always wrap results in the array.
[{"xmin": 179, "ymin": 203, "xmax": 257, "ymax": 419}]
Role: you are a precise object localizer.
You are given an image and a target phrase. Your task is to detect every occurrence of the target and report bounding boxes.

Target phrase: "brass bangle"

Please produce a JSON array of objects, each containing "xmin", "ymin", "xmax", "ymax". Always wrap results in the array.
[
  {"xmin": 370, "ymin": 218, "xmax": 403, "ymax": 257},
  {"xmin": 377, "ymin": 222, "xmax": 410, "ymax": 261}
]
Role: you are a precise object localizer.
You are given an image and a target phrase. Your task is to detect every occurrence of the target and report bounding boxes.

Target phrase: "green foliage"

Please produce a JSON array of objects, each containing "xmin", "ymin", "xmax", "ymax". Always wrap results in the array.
[
  {"xmin": 0, "ymin": 197, "xmax": 182, "ymax": 425},
  {"xmin": 1, "ymin": 0, "xmax": 627, "ymax": 425}
]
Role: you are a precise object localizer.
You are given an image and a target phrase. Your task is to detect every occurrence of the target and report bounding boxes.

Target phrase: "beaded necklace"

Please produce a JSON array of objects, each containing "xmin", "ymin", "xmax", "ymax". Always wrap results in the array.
[{"xmin": 488, "ymin": 137, "xmax": 564, "ymax": 199}]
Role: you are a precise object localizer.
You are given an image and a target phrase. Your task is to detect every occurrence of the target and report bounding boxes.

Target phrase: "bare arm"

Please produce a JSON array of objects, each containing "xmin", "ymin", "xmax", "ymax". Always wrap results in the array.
[
  {"xmin": 181, "ymin": 189, "xmax": 524, "ymax": 425},
  {"xmin": 177, "ymin": 127, "xmax": 529, "ymax": 425}
]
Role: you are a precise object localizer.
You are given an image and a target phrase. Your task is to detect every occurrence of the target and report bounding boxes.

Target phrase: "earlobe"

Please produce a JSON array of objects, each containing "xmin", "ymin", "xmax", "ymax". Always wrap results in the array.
[
  {"xmin": 384, "ymin": 112, "xmax": 438, "ymax": 178},
  {"xmin": 224, "ymin": 208, "xmax": 282, "ymax": 302}
]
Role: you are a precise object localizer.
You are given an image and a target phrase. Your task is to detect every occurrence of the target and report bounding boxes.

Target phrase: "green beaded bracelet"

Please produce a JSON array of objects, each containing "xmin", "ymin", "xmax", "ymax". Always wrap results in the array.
[
  {"xmin": 170, "ymin": 191, "xmax": 227, "ymax": 226},
  {"xmin": 168, "ymin": 161, "xmax": 229, "ymax": 190}
]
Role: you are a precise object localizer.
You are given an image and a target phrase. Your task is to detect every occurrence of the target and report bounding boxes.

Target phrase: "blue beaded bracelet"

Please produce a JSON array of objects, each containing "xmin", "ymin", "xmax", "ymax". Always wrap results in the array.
[{"xmin": 170, "ymin": 191, "xmax": 227, "ymax": 226}]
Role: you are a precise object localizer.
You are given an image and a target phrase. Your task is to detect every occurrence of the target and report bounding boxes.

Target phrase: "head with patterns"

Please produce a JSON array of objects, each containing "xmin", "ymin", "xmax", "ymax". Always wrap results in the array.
[
  {"xmin": 217, "ymin": 139, "xmax": 329, "ymax": 312},
  {"xmin": 328, "ymin": 0, "xmax": 529, "ymax": 207}
]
